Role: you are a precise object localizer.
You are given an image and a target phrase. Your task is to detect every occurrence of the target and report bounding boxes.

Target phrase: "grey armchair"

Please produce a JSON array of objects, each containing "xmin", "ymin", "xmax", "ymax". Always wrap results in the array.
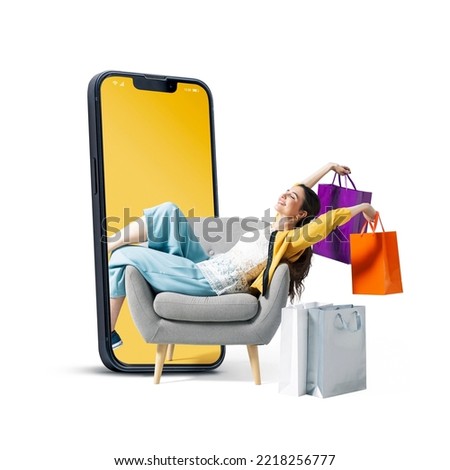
[{"xmin": 125, "ymin": 217, "xmax": 290, "ymax": 384}]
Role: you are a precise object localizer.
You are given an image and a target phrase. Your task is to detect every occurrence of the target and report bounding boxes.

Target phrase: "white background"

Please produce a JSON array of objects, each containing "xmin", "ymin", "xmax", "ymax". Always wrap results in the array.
[{"xmin": 2, "ymin": 1, "xmax": 449, "ymax": 468}]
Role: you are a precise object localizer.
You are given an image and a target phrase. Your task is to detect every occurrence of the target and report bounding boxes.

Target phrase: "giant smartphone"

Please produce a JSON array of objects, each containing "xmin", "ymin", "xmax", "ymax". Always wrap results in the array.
[{"xmin": 88, "ymin": 71, "xmax": 225, "ymax": 372}]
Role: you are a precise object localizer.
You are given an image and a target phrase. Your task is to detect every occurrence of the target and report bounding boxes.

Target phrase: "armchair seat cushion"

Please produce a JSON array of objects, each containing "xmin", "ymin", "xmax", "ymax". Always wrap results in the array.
[{"xmin": 153, "ymin": 292, "xmax": 259, "ymax": 322}]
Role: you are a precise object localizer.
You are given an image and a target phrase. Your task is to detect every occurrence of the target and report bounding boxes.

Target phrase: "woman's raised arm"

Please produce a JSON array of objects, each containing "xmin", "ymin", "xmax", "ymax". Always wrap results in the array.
[
  {"xmin": 298, "ymin": 162, "xmax": 351, "ymax": 188},
  {"xmin": 348, "ymin": 202, "xmax": 377, "ymax": 223}
]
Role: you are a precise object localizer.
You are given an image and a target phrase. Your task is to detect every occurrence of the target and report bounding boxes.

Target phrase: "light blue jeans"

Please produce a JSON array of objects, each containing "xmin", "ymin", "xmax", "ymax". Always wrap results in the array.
[{"xmin": 109, "ymin": 202, "xmax": 216, "ymax": 298}]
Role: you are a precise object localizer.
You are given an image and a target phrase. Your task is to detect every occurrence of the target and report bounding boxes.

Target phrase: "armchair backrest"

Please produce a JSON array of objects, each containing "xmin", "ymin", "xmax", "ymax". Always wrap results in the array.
[{"xmin": 189, "ymin": 217, "xmax": 271, "ymax": 256}]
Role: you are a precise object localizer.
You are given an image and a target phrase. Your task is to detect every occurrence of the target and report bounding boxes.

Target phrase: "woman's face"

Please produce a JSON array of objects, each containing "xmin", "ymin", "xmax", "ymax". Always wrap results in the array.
[{"xmin": 274, "ymin": 185, "xmax": 306, "ymax": 218}]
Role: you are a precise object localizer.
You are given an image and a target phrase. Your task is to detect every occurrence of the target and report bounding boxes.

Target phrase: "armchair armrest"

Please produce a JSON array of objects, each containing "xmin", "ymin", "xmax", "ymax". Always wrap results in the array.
[
  {"xmin": 125, "ymin": 266, "xmax": 161, "ymax": 342},
  {"xmin": 254, "ymin": 263, "xmax": 290, "ymax": 344}
]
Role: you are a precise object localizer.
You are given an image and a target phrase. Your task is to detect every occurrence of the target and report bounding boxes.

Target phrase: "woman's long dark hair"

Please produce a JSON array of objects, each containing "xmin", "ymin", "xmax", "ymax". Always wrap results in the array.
[{"xmin": 287, "ymin": 184, "xmax": 321, "ymax": 302}]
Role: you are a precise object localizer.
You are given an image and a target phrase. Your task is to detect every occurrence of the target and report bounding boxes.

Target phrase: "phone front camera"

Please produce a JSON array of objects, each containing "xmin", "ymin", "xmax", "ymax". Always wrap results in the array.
[{"xmin": 166, "ymin": 81, "xmax": 177, "ymax": 93}]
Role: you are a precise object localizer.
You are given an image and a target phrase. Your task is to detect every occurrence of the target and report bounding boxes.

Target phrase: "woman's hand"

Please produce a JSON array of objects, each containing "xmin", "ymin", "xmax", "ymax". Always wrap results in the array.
[
  {"xmin": 331, "ymin": 163, "xmax": 351, "ymax": 176},
  {"xmin": 362, "ymin": 205, "xmax": 377, "ymax": 223}
]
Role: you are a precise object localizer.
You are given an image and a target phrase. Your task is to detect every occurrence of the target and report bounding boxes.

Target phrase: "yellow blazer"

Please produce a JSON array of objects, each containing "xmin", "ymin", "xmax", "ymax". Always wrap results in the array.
[{"xmin": 250, "ymin": 208, "xmax": 352, "ymax": 295}]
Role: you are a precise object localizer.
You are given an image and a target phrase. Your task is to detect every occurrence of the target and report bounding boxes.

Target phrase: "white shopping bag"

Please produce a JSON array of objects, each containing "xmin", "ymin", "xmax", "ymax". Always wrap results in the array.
[
  {"xmin": 307, "ymin": 305, "xmax": 366, "ymax": 398},
  {"xmin": 279, "ymin": 302, "xmax": 331, "ymax": 396}
]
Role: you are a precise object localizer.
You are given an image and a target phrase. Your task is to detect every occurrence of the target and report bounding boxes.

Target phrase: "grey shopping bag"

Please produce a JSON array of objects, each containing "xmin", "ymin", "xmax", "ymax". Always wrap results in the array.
[{"xmin": 307, "ymin": 305, "xmax": 366, "ymax": 398}]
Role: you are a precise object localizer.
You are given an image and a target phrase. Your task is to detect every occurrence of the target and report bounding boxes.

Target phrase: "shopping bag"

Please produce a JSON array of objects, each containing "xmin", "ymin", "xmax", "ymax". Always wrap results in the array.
[
  {"xmin": 307, "ymin": 305, "xmax": 366, "ymax": 398},
  {"xmin": 313, "ymin": 174, "xmax": 372, "ymax": 264},
  {"xmin": 279, "ymin": 302, "xmax": 331, "ymax": 396},
  {"xmin": 350, "ymin": 213, "xmax": 403, "ymax": 294}
]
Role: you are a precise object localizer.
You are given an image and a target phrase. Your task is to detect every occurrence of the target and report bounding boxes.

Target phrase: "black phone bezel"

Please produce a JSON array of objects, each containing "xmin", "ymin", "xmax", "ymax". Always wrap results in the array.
[{"xmin": 87, "ymin": 70, "xmax": 224, "ymax": 372}]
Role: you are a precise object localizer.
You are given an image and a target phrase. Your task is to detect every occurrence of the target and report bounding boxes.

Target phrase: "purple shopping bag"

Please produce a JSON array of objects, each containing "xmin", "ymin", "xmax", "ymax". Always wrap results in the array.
[{"xmin": 313, "ymin": 175, "xmax": 372, "ymax": 264}]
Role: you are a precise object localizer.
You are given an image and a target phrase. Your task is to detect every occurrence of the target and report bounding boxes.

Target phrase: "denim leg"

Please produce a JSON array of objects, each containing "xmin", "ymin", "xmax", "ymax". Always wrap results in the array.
[
  {"xmin": 109, "ymin": 264, "xmax": 127, "ymax": 298},
  {"xmin": 109, "ymin": 245, "xmax": 216, "ymax": 297},
  {"xmin": 143, "ymin": 202, "xmax": 208, "ymax": 263}
]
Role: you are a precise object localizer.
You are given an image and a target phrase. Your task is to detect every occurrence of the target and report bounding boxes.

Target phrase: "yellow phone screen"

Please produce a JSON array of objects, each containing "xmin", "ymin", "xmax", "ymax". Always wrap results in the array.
[{"xmin": 99, "ymin": 75, "xmax": 220, "ymax": 365}]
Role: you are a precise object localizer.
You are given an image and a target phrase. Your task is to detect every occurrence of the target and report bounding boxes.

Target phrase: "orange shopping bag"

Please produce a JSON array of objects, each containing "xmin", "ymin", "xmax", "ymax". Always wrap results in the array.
[{"xmin": 350, "ymin": 213, "xmax": 403, "ymax": 294}]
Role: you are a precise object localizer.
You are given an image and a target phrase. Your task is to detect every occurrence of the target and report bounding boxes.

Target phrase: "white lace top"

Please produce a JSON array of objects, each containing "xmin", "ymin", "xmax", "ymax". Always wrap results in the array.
[{"xmin": 197, "ymin": 228, "xmax": 271, "ymax": 295}]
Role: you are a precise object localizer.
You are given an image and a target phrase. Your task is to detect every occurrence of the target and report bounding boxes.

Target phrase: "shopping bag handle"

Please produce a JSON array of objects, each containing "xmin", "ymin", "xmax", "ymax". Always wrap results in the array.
[
  {"xmin": 331, "ymin": 173, "xmax": 357, "ymax": 190},
  {"xmin": 360, "ymin": 211, "xmax": 385, "ymax": 235},
  {"xmin": 334, "ymin": 311, "xmax": 362, "ymax": 332}
]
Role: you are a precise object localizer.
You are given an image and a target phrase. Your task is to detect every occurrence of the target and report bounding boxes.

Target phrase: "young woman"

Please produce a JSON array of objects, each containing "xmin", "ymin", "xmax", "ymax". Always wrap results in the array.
[{"xmin": 107, "ymin": 162, "xmax": 376, "ymax": 348}]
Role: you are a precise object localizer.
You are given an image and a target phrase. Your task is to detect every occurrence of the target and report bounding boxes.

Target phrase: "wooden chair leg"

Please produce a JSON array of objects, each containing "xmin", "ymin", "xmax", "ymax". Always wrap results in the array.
[
  {"xmin": 154, "ymin": 344, "xmax": 168, "ymax": 384},
  {"xmin": 247, "ymin": 345, "xmax": 261, "ymax": 385},
  {"xmin": 166, "ymin": 344, "xmax": 175, "ymax": 361}
]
